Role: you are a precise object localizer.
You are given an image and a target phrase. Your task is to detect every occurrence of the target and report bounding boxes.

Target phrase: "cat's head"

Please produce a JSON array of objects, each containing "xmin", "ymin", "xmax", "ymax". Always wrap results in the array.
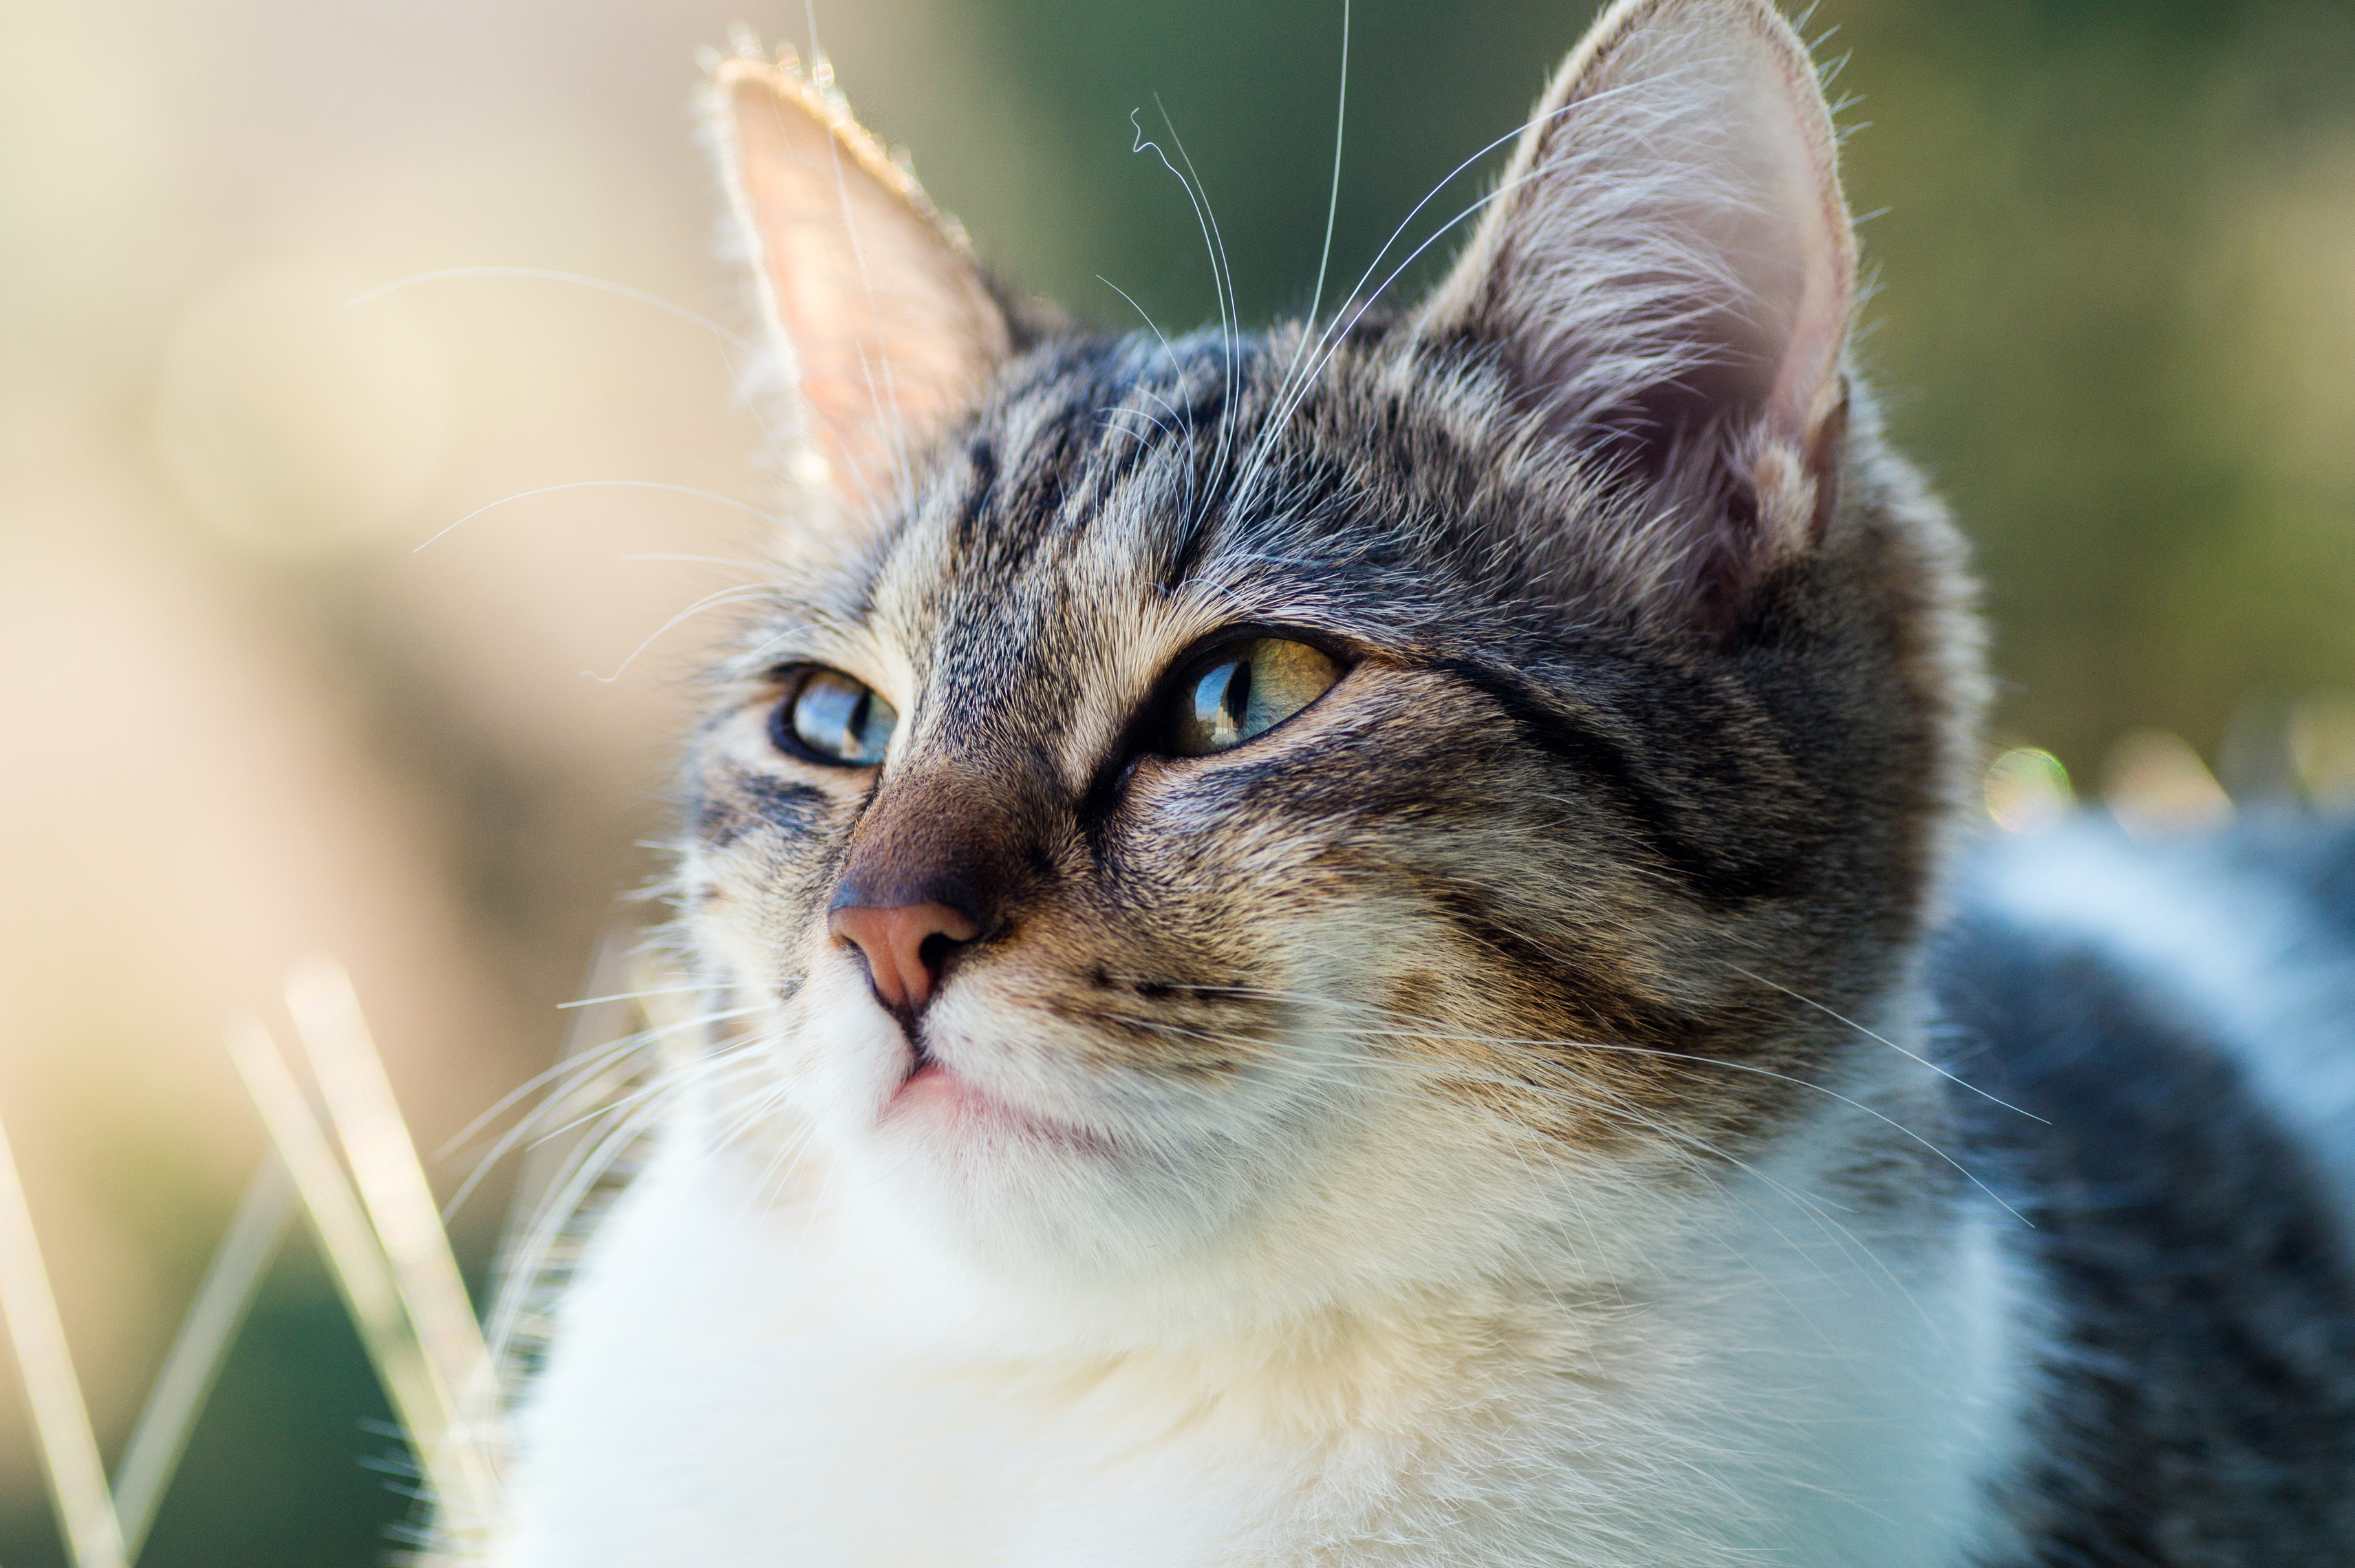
[{"xmin": 679, "ymin": 0, "xmax": 1983, "ymax": 1330}]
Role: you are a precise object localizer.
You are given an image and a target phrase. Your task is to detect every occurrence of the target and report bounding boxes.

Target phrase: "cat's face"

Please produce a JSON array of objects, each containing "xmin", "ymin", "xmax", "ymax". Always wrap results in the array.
[{"xmin": 678, "ymin": 0, "xmax": 1981, "ymax": 1320}]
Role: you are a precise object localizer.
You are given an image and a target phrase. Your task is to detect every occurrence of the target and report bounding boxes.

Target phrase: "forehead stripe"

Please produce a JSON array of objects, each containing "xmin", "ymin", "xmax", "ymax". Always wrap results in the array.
[{"xmin": 1426, "ymin": 656, "xmax": 1800, "ymax": 910}]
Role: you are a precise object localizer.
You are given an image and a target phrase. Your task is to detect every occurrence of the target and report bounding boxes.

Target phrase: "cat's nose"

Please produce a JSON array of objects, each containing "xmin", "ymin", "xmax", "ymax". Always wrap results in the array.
[
  {"xmin": 827, "ymin": 769, "xmax": 1024, "ymax": 1014},
  {"xmin": 828, "ymin": 901, "xmax": 982, "ymax": 1015}
]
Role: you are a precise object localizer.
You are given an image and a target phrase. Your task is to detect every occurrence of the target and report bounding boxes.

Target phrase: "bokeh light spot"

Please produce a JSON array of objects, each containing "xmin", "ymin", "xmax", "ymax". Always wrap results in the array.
[
  {"xmin": 1985, "ymin": 747, "xmax": 2073, "ymax": 834},
  {"xmin": 2291, "ymin": 693, "xmax": 2355, "ymax": 806},
  {"xmin": 2103, "ymin": 729, "xmax": 2234, "ymax": 837}
]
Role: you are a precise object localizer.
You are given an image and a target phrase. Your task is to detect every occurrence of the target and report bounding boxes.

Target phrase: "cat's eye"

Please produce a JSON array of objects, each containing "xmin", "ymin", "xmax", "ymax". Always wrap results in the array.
[
  {"xmin": 1164, "ymin": 638, "xmax": 1342, "ymax": 758},
  {"xmin": 774, "ymin": 669, "xmax": 897, "ymax": 766}
]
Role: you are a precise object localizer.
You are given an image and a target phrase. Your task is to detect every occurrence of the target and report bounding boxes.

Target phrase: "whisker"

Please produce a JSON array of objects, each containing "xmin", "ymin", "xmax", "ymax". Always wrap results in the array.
[
  {"xmin": 1719, "ymin": 963, "xmax": 2046, "ymax": 1124},
  {"xmin": 438, "ymin": 1002, "xmax": 671, "ymax": 1161},
  {"xmin": 1130, "ymin": 104, "xmax": 1239, "ymax": 520},
  {"xmin": 555, "ymin": 982, "xmax": 716, "ymax": 1011},
  {"xmin": 583, "ymin": 586, "xmax": 788, "ymax": 685},
  {"xmin": 435, "ymin": 1037, "xmax": 649, "ymax": 1201},
  {"xmin": 1096, "ymin": 275, "xmax": 1180, "ymax": 367},
  {"xmin": 1241, "ymin": 164, "xmax": 1528, "ymax": 495},
  {"xmin": 434, "ymin": 988, "xmax": 711, "ymax": 1163},
  {"xmin": 1243, "ymin": 100, "xmax": 1568, "ymax": 482},
  {"xmin": 1278, "ymin": 0, "xmax": 1352, "ymax": 404},
  {"xmin": 347, "ymin": 267, "xmax": 755, "ymax": 352},
  {"xmin": 483, "ymin": 1090, "xmax": 680, "ymax": 1373},
  {"xmin": 1126, "ymin": 978, "xmax": 2025, "ymax": 1227},
  {"xmin": 1306, "ymin": 0, "xmax": 1351, "ymax": 334},
  {"xmin": 1156, "ymin": 102, "xmax": 1241, "ymax": 503},
  {"xmin": 415, "ymin": 481, "xmax": 782, "ymax": 553},
  {"xmin": 480, "ymin": 1011, "xmax": 764, "ymax": 1368},
  {"xmin": 440, "ymin": 1004, "xmax": 766, "ymax": 1223},
  {"xmin": 1110, "ymin": 1014, "xmax": 1938, "ymax": 1325}
]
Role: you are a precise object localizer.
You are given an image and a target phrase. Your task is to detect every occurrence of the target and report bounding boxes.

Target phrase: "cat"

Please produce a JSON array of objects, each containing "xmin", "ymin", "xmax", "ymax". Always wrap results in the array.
[{"xmin": 469, "ymin": 1, "xmax": 2355, "ymax": 1562}]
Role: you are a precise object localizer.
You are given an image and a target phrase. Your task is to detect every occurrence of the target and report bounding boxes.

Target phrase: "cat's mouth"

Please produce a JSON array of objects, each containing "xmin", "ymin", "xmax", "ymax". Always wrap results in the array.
[{"xmin": 880, "ymin": 1049, "xmax": 1113, "ymax": 1157}]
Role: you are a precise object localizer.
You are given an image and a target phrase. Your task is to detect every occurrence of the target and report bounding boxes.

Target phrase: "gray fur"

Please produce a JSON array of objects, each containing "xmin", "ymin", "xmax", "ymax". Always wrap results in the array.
[{"xmin": 1940, "ymin": 816, "xmax": 2355, "ymax": 1565}]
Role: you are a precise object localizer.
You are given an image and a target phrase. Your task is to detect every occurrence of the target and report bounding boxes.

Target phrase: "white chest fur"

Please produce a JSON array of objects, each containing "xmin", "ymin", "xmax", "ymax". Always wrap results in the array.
[{"xmin": 492, "ymin": 1092, "xmax": 2025, "ymax": 1568}]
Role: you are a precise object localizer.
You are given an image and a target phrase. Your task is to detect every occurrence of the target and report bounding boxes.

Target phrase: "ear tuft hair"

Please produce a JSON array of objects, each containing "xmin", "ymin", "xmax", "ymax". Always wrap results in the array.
[
  {"xmin": 709, "ymin": 49, "xmax": 1010, "ymax": 527},
  {"xmin": 1417, "ymin": 0, "xmax": 1856, "ymax": 638}
]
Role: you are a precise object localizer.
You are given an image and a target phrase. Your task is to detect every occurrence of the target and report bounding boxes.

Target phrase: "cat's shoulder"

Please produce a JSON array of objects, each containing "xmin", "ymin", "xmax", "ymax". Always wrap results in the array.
[
  {"xmin": 1931, "ymin": 813, "xmax": 2355, "ymax": 1559},
  {"xmin": 1939, "ymin": 811, "xmax": 2355, "ymax": 1208}
]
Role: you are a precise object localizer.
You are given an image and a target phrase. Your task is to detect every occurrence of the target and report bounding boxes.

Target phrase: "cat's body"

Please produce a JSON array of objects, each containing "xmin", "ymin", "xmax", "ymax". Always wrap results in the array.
[
  {"xmin": 1941, "ymin": 818, "xmax": 2355, "ymax": 1561},
  {"xmin": 474, "ymin": 3, "xmax": 2355, "ymax": 1562}
]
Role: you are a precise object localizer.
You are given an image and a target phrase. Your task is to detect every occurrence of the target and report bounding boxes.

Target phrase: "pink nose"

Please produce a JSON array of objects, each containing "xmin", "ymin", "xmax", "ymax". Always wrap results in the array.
[{"xmin": 828, "ymin": 902, "xmax": 981, "ymax": 1014}]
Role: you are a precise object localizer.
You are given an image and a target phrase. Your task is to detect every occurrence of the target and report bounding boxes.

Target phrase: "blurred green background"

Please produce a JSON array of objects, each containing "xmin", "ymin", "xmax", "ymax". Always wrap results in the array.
[{"xmin": 2, "ymin": 0, "xmax": 2351, "ymax": 1561}]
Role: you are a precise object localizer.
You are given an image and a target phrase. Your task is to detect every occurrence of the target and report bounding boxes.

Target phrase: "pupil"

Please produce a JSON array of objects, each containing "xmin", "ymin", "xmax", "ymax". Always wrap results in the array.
[
  {"xmin": 1222, "ymin": 658, "xmax": 1252, "ymax": 727},
  {"xmin": 845, "ymin": 690, "xmax": 870, "ymax": 753}
]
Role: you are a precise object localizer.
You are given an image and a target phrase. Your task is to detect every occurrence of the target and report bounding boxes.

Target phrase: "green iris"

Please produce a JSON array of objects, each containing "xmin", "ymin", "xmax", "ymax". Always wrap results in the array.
[{"xmin": 1167, "ymin": 638, "xmax": 1342, "ymax": 757}]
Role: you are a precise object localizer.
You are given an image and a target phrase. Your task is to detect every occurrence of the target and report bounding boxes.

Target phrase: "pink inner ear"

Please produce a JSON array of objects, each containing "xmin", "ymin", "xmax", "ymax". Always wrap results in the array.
[
  {"xmin": 721, "ymin": 63, "xmax": 1009, "ymax": 519},
  {"xmin": 1419, "ymin": 0, "xmax": 1857, "ymax": 457},
  {"xmin": 1742, "ymin": 57, "xmax": 1856, "ymax": 451},
  {"xmin": 1626, "ymin": 22, "xmax": 1856, "ymax": 452}
]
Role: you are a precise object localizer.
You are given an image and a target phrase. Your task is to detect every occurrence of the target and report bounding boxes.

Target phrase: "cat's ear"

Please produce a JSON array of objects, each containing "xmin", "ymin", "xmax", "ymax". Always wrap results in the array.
[
  {"xmin": 711, "ymin": 53, "xmax": 1011, "ymax": 519},
  {"xmin": 1417, "ymin": 0, "xmax": 1856, "ymax": 630}
]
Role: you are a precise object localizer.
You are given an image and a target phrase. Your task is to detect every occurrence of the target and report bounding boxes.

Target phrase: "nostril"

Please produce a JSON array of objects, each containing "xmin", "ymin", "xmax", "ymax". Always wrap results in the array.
[
  {"xmin": 916, "ymin": 931, "xmax": 958, "ymax": 980},
  {"xmin": 828, "ymin": 901, "xmax": 982, "ymax": 1016}
]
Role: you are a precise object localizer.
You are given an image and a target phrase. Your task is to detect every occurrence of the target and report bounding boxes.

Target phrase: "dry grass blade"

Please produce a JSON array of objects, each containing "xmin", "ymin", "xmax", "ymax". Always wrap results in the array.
[
  {"xmin": 109, "ymin": 1152, "xmax": 294, "ymax": 1562},
  {"xmin": 284, "ymin": 956, "xmax": 502, "ymax": 1512},
  {"xmin": 223, "ymin": 1016, "xmax": 481, "ymax": 1523},
  {"xmin": 0, "ymin": 1098, "xmax": 129, "ymax": 1568}
]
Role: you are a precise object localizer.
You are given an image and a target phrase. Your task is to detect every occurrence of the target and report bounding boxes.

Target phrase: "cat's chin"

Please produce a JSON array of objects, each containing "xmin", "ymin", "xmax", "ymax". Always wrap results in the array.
[
  {"xmin": 775, "ymin": 968, "xmax": 1470, "ymax": 1313},
  {"xmin": 826, "ymin": 1041, "xmax": 1289, "ymax": 1307}
]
